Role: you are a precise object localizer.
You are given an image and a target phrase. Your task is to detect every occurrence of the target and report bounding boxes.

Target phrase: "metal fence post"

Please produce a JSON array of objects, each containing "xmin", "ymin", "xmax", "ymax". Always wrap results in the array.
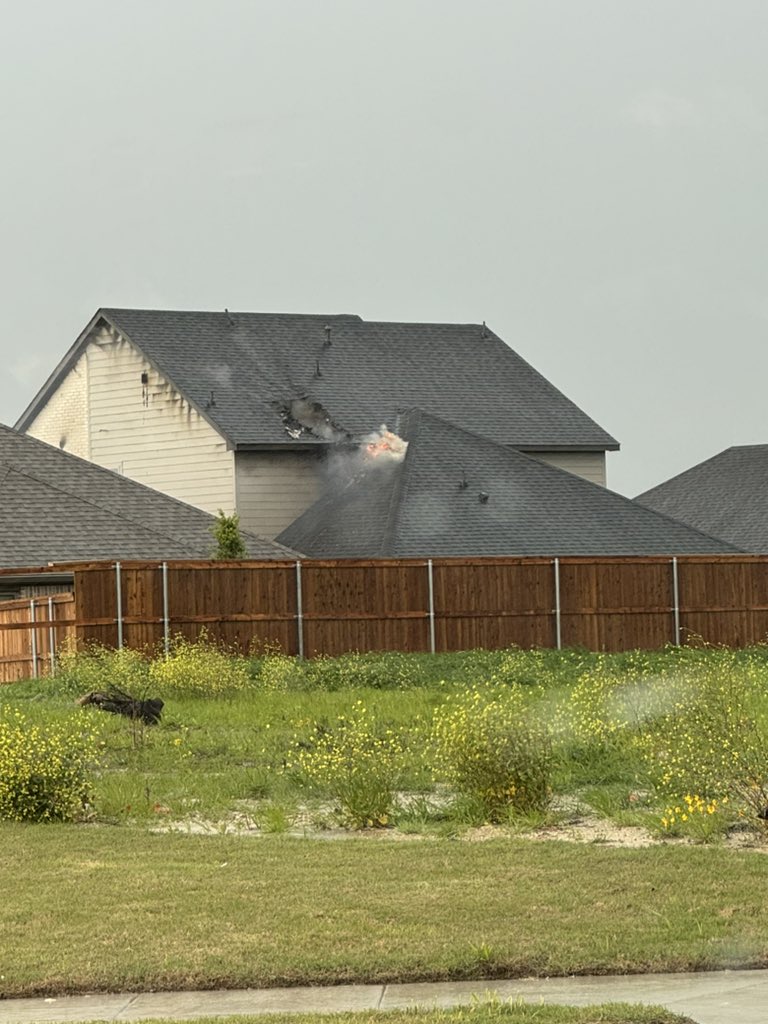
[
  {"xmin": 671, "ymin": 556, "xmax": 681, "ymax": 646},
  {"xmin": 295, "ymin": 561, "xmax": 304, "ymax": 658},
  {"xmin": 48, "ymin": 596, "xmax": 56, "ymax": 677},
  {"xmin": 162, "ymin": 562, "xmax": 170, "ymax": 657},
  {"xmin": 115, "ymin": 562, "xmax": 124, "ymax": 649},
  {"xmin": 427, "ymin": 559, "xmax": 436, "ymax": 654},
  {"xmin": 553, "ymin": 557, "xmax": 562, "ymax": 650},
  {"xmin": 29, "ymin": 600, "xmax": 38, "ymax": 679}
]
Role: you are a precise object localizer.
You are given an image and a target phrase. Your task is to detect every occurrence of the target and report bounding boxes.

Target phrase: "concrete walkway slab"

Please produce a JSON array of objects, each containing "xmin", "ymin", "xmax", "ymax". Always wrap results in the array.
[
  {"xmin": 0, "ymin": 993, "xmax": 135, "ymax": 1023},
  {"xmin": 3, "ymin": 970, "xmax": 768, "ymax": 1024},
  {"xmin": 381, "ymin": 970, "xmax": 768, "ymax": 1024},
  {"xmin": 119, "ymin": 986, "xmax": 383, "ymax": 1021}
]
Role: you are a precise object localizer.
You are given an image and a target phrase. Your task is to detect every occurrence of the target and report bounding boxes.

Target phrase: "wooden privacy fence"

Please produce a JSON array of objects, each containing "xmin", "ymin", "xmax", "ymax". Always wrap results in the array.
[
  {"xmin": 4, "ymin": 554, "xmax": 768, "ymax": 682},
  {"xmin": 0, "ymin": 593, "xmax": 76, "ymax": 682}
]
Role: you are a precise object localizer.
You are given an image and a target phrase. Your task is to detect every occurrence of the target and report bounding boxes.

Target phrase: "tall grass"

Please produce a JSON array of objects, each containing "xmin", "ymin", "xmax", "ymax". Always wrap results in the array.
[{"xmin": 5, "ymin": 641, "xmax": 768, "ymax": 837}]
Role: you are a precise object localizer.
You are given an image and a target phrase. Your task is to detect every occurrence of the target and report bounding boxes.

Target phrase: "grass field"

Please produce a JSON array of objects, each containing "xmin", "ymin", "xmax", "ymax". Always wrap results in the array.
[
  {"xmin": 80, "ymin": 1006, "xmax": 693, "ymax": 1024},
  {"xmin": 3, "ymin": 643, "xmax": 768, "ymax": 999},
  {"xmin": 3, "ymin": 642, "xmax": 768, "ymax": 837},
  {"xmin": 2, "ymin": 827, "xmax": 768, "ymax": 997}
]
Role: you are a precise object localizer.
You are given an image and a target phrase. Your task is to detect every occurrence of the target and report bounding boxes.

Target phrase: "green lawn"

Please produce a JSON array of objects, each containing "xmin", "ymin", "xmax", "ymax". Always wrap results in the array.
[
  {"xmin": 85, "ymin": 1007, "xmax": 692, "ymax": 1024},
  {"xmin": 4, "ymin": 644, "xmax": 768, "ymax": 1000},
  {"xmin": 2, "ymin": 827, "xmax": 767, "ymax": 998}
]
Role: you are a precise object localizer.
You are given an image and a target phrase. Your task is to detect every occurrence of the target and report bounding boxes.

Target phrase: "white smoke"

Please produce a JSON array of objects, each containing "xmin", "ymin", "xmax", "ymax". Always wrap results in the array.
[{"xmin": 281, "ymin": 398, "xmax": 349, "ymax": 442}]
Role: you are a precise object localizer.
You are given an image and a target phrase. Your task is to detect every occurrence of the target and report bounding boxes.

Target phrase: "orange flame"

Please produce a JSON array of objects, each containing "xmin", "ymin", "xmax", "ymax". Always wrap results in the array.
[{"xmin": 363, "ymin": 427, "xmax": 408, "ymax": 463}]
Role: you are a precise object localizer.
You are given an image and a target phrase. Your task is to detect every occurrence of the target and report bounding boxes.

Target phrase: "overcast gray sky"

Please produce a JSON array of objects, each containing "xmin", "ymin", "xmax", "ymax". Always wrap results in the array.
[{"xmin": 1, "ymin": 0, "xmax": 766, "ymax": 496}]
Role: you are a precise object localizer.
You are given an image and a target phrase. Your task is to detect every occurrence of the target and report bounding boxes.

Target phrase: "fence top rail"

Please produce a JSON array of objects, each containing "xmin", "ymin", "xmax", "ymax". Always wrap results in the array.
[
  {"xmin": 0, "ymin": 566, "xmax": 76, "ymax": 580},
  {"xmin": 72, "ymin": 560, "xmax": 297, "ymax": 572},
  {"xmin": 0, "ymin": 593, "xmax": 75, "ymax": 613},
  {"xmin": 67, "ymin": 554, "xmax": 768, "ymax": 569},
  {"xmin": 3, "ymin": 554, "xmax": 768, "ymax": 578}
]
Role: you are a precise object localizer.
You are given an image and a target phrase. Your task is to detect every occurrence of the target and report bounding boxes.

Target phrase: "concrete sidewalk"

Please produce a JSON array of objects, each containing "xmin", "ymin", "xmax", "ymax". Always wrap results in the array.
[{"xmin": 4, "ymin": 970, "xmax": 768, "ymax": 1024}]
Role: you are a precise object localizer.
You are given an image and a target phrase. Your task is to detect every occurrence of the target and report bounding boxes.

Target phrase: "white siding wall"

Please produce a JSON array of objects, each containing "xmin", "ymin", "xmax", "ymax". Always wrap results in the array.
[
  {"xmin": 27, "ymin": 352, "xmax": 90, "ymax": 458},
  {"xmin": 235, "ymin": 451, "xmax": 322, "ymax": 538},
  {"xmin": 86, "ymin": 328, "xmax": 235, "ymax": 513},
  {"xmin": 528, "ymin": 451, "xmax": 607, "ymax": 487},
  {"xmin": 31, "ymin": 326, "xmax": 235, "ymax": 515}
]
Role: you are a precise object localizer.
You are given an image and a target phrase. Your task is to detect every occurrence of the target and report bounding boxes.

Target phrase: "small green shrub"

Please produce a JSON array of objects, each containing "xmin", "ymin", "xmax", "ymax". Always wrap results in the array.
[
  {"xmin": 637, "ymin": 655, "xmax": 768, "ymax": 822},
  {"xmin": 0, "ymin": 708, "xmax": 100, "ymax": 822},
  {"xmin": 56, "ymin": 642, "xmax": 150, "ymax": 696},
  {"xmin": 211, "ymin": 509, "xmax": 247, "ymax": 559},
  {"xmin": 256, "ymin": 801, "xmax": 295, "ymax": 833},
  {"xmin": 149, "ymin": 634, "xmax": 250, "ymax": 697},
  {"xmin": 286, "ymin": 700, "xmax": 404, "ymax": 827},
  {"xmin": 255, "ymin": 653, "xmax": 307, "ymax": 692},
  {"xmin": 431, "ymin": 685, "xmax": 553, "ymax": 821}
]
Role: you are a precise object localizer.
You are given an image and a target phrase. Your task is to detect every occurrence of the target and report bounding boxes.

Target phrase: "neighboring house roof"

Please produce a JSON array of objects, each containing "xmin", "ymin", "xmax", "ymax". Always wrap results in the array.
[
  {"xmin": 16, "ymin": 308, "xmax": 619, "ymax": 452},
  {"xmin": 276, "ymin": 410, "xmax": 737, "ymax": 558},
  {"xmin": 0, "ymin": 425, "xmax": 296, "ymax": 567},
  {"xmin": 635, "ymin": 445, "xmax": 768, "ymax": 553}
]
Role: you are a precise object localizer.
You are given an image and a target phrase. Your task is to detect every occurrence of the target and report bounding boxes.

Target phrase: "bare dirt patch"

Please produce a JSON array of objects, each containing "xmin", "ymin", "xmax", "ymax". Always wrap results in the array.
[{"xmin": 149, "ymin": 800, "xmax": 768, "ymax": 851}]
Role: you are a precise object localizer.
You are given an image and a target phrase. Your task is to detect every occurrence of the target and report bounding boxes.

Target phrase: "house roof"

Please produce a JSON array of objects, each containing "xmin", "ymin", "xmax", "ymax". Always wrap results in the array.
[
  {"xmin": 635, "ymin": 445, "xmax": 768, "ymax": 553},
  {"xmin": 0, "ymin": 425, "xmax": 296, "ymax": 567},
  {"xmin": 16, "ymin": 308, "xmax": 619, "ymax": 451},
  {"xmin": 276, "ymin": 409, "xmax": 737, "ymax": 558}
]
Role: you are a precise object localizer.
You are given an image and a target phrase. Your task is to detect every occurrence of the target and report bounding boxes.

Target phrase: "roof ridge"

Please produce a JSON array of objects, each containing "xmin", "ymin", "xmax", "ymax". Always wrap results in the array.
[
  {"xmin": 378, "ymin": 415, "xmax": 419, "ymax": 556},
  {"xmin": 103, "ymin": 307, "xmax": 363, "ymax": 321}
]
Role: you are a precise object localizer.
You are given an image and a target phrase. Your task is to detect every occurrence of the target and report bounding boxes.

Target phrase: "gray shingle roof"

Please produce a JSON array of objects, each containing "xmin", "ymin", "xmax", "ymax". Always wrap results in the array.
[
  {"xmin": 277, "ymin": 410, "xmax": 737, "ymax": 558},
  {"xmin": 0, "ymin": 425, "xmax": 296, "ymax": 567},
  {"xmin": 18, "ymin": 308, "xmax": 618, "ymax": 451},
  {"xmin": 635, "ymin": 445, "xmax": 768, "ymax": 553}
]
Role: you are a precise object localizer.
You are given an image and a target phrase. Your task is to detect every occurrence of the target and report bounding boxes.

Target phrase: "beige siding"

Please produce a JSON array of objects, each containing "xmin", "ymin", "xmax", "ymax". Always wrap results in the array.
[
  {"xmin": 528, "ymin": 451, "xmax": 607, "ymax": 487},
  {"xmin": 235, "ymin": 451, "xmax": 322, "ymax": 538},
  {"xmin": 85, "ymin": 327, "xmax": 234, "ymax": 514},
  {"xmin": 27, "ymin": 352, "xmax": 90, "ymax": 458}
]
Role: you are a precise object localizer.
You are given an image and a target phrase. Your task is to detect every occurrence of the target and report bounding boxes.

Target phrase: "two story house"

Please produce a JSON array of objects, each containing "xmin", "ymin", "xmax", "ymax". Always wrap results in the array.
[{"xmin": 17, "ymin": 308, "xmax": 619, "ymax": 539}]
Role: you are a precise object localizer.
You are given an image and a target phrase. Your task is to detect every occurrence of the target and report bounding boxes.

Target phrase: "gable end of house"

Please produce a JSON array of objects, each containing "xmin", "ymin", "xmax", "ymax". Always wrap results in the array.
[{"xmin": 21, "ymin": 315, "xmax": 236, "ymax": 517}]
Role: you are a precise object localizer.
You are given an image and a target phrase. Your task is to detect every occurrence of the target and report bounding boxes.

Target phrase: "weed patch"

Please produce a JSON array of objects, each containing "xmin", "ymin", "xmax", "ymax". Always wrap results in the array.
[{"xmin": 0, "ymin": 707, "xmax": 99, "ymax": 822}]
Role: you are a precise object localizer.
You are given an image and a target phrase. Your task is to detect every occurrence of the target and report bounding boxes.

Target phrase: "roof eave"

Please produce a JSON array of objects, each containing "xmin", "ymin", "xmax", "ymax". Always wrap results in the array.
[
  {"xmin": 16, "ymin": 310, "xmax": 237, "ymax": 449},
  {"xmin": 232, "ymin": 440, "xmax": 621, "ymax": 453},
  {"xmin": 234, "ymin": 441, "xmax": 331, "ymax": 452},
  {"xmin": 15, "ymin": 309, "xmax": 106, "ymax": 431},
  {"xmin": 518, "ymin": 442, "xmax": 620, "ymax": 453},
  {"xmin": 100, "ymin": 312, "xmax": 237, "ymax": 447}
]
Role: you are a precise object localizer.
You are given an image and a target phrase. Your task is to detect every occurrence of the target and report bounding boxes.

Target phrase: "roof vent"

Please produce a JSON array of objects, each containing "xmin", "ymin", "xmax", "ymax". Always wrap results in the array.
[
  {"xmin": 478, "ymin": 491, "xmax": 489, "ymax": 504},
  {"xmin": 323, "ymin": 325, "xmax": 332, "ymax": 347},
  {"xmin": 206, "ymin": 390, "xmax": 216, "ymax": 408},
  {"xmin": 225, "ymin": 308, "xmax": 235, "ymax": 327},
  {"xmin": 458, "ymin": 471, "xmax": 468, "ymax": 491},
  {"xmin": 481, "ymin": 321, "xmax": 488, "ymax": 339}
]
